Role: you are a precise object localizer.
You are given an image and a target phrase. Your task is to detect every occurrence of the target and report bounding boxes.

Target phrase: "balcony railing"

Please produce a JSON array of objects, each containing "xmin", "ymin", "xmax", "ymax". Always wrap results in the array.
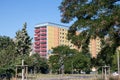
[
  {"xmin": 40, "ymin": 48, "xmax": 46, "ymax": 51},
  {"xmin": 40, "ymin": 32, "xmax": 46, "ymax": 34},
  {"xmin": 35, "ymin": 29, "xmax": 40, "ymax": 33},
  {"xmin": 34, "ymin": 45, "xmax": 40, "ymax": 48},
  {"xmin": 34, "ymin": 33, "xmax": 40, "ymax": 37},
  {"xmin": 34, "ymin": 41, "xmax": 40, "ymax": 45},
  {"xmin": 34, "ymin": 49, "xmax": 40, "ymax": 52},
  {"xmin": 34, "ymin": 37, "xmax": 40, "ymax": 41},
  {"xmin": 40, "ymin": 40, "xmax": 46, "ymax": 42}
]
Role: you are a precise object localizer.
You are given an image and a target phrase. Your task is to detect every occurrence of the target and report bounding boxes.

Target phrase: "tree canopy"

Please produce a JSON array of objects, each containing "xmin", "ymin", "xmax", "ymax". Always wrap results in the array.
[
  {"xmin": 0, "ymin": 36, "xmax": 16, "ymax": 78},
  {"xmin": 59, "ymin": 0, "xmax": 120, "ymax": 48},
  {"xmin": 48, "ymin": 45, "xmax": 91, "ymax": 73},
  {"xmin": 59, "ymin": 0, "xmax": 120, "ymax": 68}
]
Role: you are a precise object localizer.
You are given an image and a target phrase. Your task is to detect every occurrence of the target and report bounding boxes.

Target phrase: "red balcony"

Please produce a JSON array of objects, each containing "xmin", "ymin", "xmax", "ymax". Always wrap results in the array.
[
  {"xmin": 34, "ymin": 49, "xmax": 40, "ymax": 53},
  {"xmin": 40, "ymin": 44, "xmax": 46, "ymax": 47},
  {"xmin": 40, "ymin": 32, "xmax": 46, "ymax": 34},
  {"xmin": 34, "ymin": 37, "xmax": 40, "ymax": 41},
  {"xmin": 40, "ymin": 52, "xmax": 47, "ymax": 55},
  {"xmin": 34, "ymin": 33, "xmax": 40, "ymax": 37},
  {"xmin": 40, "ymin": 36, "xmax": 46, "ymax": 38},
  {"xmin": 40, "ymin": 48, "xmax": 46, "ymax": 51},
  {"xmin": 40, "ymin": 40, "xmax": 46, "ymax": 42},
  {"xmin": 35, "ymin": 41, "xmax": 40, "ymax": 45},
  {"xmin": 34, "ymin": 45, "xmax": 40, "ymax": 49},
  {"xmin": 35, "ymin": 29, "xmax": 40, "ymax": 33}
]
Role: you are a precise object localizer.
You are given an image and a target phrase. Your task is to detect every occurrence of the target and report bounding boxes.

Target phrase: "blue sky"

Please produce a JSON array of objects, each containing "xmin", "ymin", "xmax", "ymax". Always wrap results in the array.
[{"xmin": 0, "ymin": 0, "xmax": 71, "ymax": 38}]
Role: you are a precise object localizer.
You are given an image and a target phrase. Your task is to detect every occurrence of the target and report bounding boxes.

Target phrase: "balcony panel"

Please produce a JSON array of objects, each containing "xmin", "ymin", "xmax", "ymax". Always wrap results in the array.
[
  {"xmin": 40, "ymin": 32, "xmax": 47, "ymax": 34},
  {"xmin": 34, "ymin": 46, "xmax": 40, "ymax": 48},
  {"xmin": 34, "ymin": 37, "xmax": 40, "ymax": 41},
  {"xmin": 40, "ymin": 48, "xmax": 46, "ymax": 51},
  {"xmin": 35, "ymin": 29, "xmax": 40, "ymax": 33},
  {"xmin": 40, "ymin": 40, "xmax": 46, "ymax": 42},
  {"xmin": 40, "ymin": 36, "xmax": 46, "ymax": 38},
  {"xmin": 34, "ymin": 33, "xmax": 40, "ymax": 37},
  {"xmin": 34, "ymin": 41, "xmax": 40, "ymax": 45},
  {"xmin": 40, "ymin": 52, "xmax": 47, "ymax": 55},
  {"xmin": 34, "ymin": 49, "xmax": 40, "ymax": 52}
]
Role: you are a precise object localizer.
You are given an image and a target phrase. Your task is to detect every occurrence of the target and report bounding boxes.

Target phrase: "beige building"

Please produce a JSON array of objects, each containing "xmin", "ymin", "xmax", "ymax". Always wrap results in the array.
[
  {"xmin": 34, "ymin": 22, "xmax": 76, "ymax": 58},
  {"xmin": 89, "ymin": 37, "xmax": 101, "ymax": 58}
]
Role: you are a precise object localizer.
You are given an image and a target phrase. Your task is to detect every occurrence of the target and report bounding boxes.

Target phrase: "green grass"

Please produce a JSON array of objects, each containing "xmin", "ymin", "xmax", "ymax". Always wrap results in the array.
[
  {"xmin": 26, "ymin": 74, "xmax": 98, "ymax": 80},
  {"xmin": 13, "ymin": 74, "xmax": 120, "ymax": 80}
]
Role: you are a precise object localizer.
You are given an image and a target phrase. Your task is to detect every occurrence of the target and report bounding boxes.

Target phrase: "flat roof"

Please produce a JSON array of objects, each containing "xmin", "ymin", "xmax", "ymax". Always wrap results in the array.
[{"xmin": 35, "ymin": 22, "xmax": 69, "ymax": 29}]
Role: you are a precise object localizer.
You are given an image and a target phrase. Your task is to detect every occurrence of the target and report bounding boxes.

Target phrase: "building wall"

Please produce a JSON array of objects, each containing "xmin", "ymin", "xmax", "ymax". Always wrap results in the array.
[
  {"xmin": 47, "ymin": 26, "xmax": 59, "ymax": 50},
  {"xmin": 34, "ymin": 22, "xmax": 78, "ymax": 58},
  {"xmin": 89, "ymin": 37, "xmax": 101, "ymax": 58}
]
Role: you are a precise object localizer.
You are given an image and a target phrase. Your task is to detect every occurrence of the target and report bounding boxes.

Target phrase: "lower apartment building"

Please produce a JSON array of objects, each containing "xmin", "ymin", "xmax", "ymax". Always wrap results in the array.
[{"xmin": 34, "ymin": 22, "xmax": 76, "ymax": 58}]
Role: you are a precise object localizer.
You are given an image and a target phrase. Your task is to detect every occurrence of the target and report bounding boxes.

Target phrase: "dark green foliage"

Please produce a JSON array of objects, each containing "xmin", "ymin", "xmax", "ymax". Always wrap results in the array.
[
  {"xmin": 25, "ymin": 53, "xmax": 49, "ymax": 74},
  {"xmin": 0, "ymin": 36, "xmax": 16, "ymax": 69},
  {"xmin": 0, "ymin": 36, "xmax": 16, "ymax": 79},
  {"xmin": 73, "ymin": 52, "xmax": 91, "ymax": 73},
  {"xmin": 59, "ymin": 0, "xmax": 120, "ymax": 70},
  {"xmin": 48, "ymin": 45, "xmax": 91, "ymax": 73},
  {"xmin": 60, "ymin": 0, "xmax": 120, "ymax": 48},
  {"xmin": 49, "ymin": 55, "xmax": 60, "ymax": 73}
]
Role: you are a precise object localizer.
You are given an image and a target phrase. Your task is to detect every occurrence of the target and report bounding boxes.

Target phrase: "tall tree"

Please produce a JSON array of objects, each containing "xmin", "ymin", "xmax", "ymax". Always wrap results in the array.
[
  {"xmin": 0, "ymin": 36, "xmax": 16, "ymax": 78},
  {"xmin": 59, "ymin": 0, "xmax": 120, "ymax": 67},
  {"xmin": 15, "ymin": 22, "xmax": 32, "ymax": 56}
]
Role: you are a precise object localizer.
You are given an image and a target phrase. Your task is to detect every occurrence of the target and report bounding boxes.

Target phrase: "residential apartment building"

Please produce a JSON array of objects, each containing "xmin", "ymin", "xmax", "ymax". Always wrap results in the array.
[
  {"xmin": 89, "ymin": 37, "xmax": 101, "ymax": 58},
  {"xmin": 34, "ymin": 22, "xmax": 76, "ymax": 58}
]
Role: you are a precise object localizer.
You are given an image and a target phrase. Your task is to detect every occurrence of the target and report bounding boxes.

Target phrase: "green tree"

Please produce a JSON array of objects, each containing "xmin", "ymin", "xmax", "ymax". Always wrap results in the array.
[
  {"xmin": 49, "ymin": 45, "xmax": 76, "ymax": 73},
  {"xmin": 25, "ymin": 53, "xmax": 49, "ymax": 74},
  {"xmin": 0, "ymin": 36, "xmax": 16, "ymax": 79},
  {"xmin": 73, "ymin": 52, "xmax": 91, "ymax": 74},
  {"xmin": 15, "ymin": 22, "xmax": 32, "ymax": 56},
  {"xmin": 13, "ymin": 23, "xmax": 32, "ymax": 75},
  {"xmin": 48, "ymin": 45, "xmax": 90, "ymax": 73},
  {"xmin": 59, "ymin": 0, "xmax": 120, "ymax": 68},
  {"xmin": 49, "ymin": 55, "xmax": 60, "ymax": 73}
]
